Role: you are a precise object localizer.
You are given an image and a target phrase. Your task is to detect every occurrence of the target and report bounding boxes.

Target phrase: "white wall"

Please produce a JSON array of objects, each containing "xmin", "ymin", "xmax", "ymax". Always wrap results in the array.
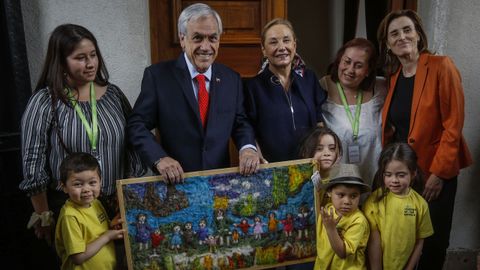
[
  {"xmin": 21, "ymin": 0, "xmax": 151, "ymax": 105},
  {"xmin": 419, "ymin": 0, "xmax": 480, "ymax": 250}
]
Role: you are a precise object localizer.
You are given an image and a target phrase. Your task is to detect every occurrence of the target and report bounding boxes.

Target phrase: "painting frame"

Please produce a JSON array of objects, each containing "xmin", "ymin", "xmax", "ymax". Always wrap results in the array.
[{"xmin": 117, "ymin": 158, "xmax": 317, "ymax": 270}]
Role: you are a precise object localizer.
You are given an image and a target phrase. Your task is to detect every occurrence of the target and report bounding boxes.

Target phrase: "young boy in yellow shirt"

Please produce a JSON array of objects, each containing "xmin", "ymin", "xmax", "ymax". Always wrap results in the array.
[
  {"xmin": 55, "ymin": 153, "xmax": 124, "ymax": 270},
  {"xmin": 314, "ymin": 164, "xmax": 370, "ymax": 270}
]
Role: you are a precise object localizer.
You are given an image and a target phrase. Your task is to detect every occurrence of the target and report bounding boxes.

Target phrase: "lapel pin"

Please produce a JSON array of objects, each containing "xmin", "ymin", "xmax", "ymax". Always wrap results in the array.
[{"xmin": 216, "ymin": 77, "xmax": 220, "ymax": 83}]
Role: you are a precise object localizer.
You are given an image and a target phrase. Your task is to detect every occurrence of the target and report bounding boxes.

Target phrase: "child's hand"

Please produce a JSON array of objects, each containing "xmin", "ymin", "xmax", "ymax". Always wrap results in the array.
[
  {"xmin": 320, "ymin": 206, "xmax": 341, "ymax": 231},
  {"xmin": 311, "ymin": 170, "xmax": 321, "ymax": 190},
  {"xmin": 311, "ymin": 170, "xmax": 330, "ymax": 190},
  {"xmin": 110, "ymin": 214, "xmax": 122, "ymax": 230},
  {"xmin": 104, "ymin": 229, "xmax": 125, "ymax": 241}
]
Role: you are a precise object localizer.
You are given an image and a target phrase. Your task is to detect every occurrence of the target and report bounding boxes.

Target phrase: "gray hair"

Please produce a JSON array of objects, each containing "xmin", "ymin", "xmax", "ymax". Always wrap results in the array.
[{"xmin": 177, "ymin": 3, "xmax": 223, "ymax": 37}]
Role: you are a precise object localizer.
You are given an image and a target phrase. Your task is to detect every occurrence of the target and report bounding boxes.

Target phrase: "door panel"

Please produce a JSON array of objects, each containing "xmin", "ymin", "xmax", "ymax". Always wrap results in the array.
[{"xmin": 149, "ymin": 0, "xmax": 287, "ymax": 78}]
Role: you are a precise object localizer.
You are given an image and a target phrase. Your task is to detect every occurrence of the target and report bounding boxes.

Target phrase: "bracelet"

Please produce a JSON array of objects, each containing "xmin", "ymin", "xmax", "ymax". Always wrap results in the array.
[{"xmin": 27, "ymin": 211, "xmax": 54, "ymax": 229}]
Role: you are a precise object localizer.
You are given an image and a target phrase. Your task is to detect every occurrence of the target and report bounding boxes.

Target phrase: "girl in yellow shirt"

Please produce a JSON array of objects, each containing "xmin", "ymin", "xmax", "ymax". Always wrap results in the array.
[{"xmin": 363, "ymin": 143, "xmax": 433, "ymax": 270}]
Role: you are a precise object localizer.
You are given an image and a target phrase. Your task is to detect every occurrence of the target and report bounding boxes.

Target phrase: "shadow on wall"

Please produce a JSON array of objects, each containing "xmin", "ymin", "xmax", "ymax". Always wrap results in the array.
[
  {"xmin": 20, "ymin": 0, "xmax": 46, "ymax": 86},
  {"xmin": 287, "ymin": 0, "xmax": 332, "ymax": 77},
  {"xmin": 443, "ymin": 248, "xmax": 480, "ymax": 270}
]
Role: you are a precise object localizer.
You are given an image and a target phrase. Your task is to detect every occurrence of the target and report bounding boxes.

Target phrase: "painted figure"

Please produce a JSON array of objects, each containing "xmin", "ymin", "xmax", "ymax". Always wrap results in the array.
[
  {"xmin": 197, "ymin": 219, "xmax": 209, "ymax": 245},
  {"xmin": 135, "ymin": 213, "xmax": 152, "ymax": 250},
  {"xmin": 150, "ymin": 228, "xmax": 165, "ymax": 255},
  {"xmin": 296, "ymin": 205, "xmax": 311, "ymax": 240},
  {"xmin": 268, "ymin": 212, "xmax": 279, "ymax": 238},
  {"xmin": 170, "ymin": 225, "xmax": 183, "ymax": 251},
  {"xmin": 235, "ymin": 218, "xmax": 252, "ymax": 237},
  {"xmin": 231, "ymin": 229, "xmax": 240, "ymax": 244},
  {"xmin": 206, "ymin": 235, "xmax": 218, "ymax": 253},
  {"xmin": 183, "ymin": 222, "xmax": 195, "ymax": 248},
  {"xmin": 253, "ymin": 216, "xmax": 266, "ymax": 240},
  {"xmin": 281, "ymin": 213, "xmax": 294, "ymax": 238},
  {"xmin": 214, "ymin": 209, "xmax": 232, "ymax": 246}
]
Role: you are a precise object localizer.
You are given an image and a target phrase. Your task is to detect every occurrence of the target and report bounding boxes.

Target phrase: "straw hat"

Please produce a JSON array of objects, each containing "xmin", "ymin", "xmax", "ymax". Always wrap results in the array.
[{"xmin": 325, "ymin": 164, "xmax": 371, "ymax": 193}]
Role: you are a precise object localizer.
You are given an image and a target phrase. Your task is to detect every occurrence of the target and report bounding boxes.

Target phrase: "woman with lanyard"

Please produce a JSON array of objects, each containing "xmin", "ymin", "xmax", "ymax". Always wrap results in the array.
[
  {"xmin": 19, "ymin": 24, "xmax": 145, "ymax": 260},
  {"xmin": 320, "ymin": 38, "xmax": 386, "ymax": 187}
]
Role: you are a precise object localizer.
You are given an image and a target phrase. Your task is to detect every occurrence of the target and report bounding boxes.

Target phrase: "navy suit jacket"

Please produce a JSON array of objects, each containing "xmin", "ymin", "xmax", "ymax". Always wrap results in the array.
[
  {"xmin": 244, "ymin": 67, "xmax": 326, "ymax": 162},
  {"xmin": 128, "ymin": 55, "xmax": 256, "ymax": 172}
]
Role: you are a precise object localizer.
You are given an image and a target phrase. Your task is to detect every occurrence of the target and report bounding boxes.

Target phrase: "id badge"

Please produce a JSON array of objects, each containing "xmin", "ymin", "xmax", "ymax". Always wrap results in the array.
[
  {"xmin": 347, "ymin": 144, "xmax": 361, "ymax": 164},
  {"xmin": 91, "ymin": 149, "xmax": 102, "ymax": 169}
]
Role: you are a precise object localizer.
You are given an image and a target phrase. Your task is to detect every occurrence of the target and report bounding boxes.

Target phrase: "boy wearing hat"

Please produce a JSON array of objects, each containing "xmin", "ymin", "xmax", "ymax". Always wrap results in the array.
[{"xmin": 314, "ymin": 164, "xmax": 370, "ymax": 270}]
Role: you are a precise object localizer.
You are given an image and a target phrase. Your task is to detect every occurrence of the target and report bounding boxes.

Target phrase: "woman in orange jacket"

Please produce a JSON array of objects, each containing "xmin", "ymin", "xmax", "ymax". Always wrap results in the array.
[{"xmin": 377, "ymin": 9, "xmax": 472, "ymax": 270}]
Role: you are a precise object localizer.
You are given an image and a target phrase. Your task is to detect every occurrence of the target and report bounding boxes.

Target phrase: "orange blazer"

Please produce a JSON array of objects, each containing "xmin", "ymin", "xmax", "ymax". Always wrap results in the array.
[{"xmin": 382, "ymin": 53, "xmax": 472, "ymax": 180}]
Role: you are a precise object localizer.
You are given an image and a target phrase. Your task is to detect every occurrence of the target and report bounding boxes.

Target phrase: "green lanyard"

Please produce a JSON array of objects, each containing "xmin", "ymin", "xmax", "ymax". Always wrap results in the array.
[
  {"xmin": 66, "ymin": 82, "xmax": 98, "ymax": 151},
  {"xmin": 336, "ymin": 82, "xmax": 363, "ymax": 140}
]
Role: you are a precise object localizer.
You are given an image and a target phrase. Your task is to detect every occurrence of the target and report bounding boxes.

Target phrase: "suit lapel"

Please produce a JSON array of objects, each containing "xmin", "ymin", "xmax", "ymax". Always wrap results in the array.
[
  {"xmin": 174, "ymin": 55, "xmax": 203, "ymax": 128},
  {"xmin": 409, "ymin": 53, "xmax": 429, "ymax": 135}
]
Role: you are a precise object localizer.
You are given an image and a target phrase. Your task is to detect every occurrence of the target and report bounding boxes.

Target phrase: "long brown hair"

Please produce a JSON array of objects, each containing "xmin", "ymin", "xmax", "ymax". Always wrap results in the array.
[
  {"xmin": 36, "ymin": 24, "xmax": 109, "ymax": 153},
  {"xmin": 377, "ymin": 9, "xmax": 431, "ymax": 78},
  {"xmin": 36, "ymin": 24, "xmax": 109, "ymax": 105},
  {"xmin": 328, "ymin": 38, "xmax": 377, "ymax": 91},
  {"xmin": 373, "ymin": 142, "xmax": 423, "ymax": 201},
  {"xmin": 298, "ymin": 126, "xmax": 343, "ymax": 159}
]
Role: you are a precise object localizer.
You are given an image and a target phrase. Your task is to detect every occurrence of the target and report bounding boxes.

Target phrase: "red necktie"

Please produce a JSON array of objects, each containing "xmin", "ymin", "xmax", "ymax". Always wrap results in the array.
[{"xmin": 196, "ymin": 74, "xmax": 209, "ymax": 127}]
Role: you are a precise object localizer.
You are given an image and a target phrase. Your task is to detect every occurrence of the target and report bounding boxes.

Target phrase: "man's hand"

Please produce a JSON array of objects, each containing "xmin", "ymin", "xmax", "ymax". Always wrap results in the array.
[
  {"xmin": 155, "ymin": 157, "xmax": 184, "ymax": 184},
  {"xmin": 239, "ymin": 148, "xmax": 260, "ymax": 175},
  {"xmin": 422, "ymin": 174, "xmax": 443, "ymax": 202}
]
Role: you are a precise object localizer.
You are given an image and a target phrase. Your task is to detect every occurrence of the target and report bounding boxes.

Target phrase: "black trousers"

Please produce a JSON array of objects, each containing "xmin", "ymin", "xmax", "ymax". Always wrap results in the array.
[{"xmin": 417, "ymin": 177, "xmax": 457, "ymax": 270}]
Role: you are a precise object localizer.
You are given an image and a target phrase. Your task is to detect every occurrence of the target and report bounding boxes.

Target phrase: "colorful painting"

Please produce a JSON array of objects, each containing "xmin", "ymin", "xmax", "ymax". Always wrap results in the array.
[{"xmin": 117, "ymin": 159, "xmax": 316, "ymax": 270}]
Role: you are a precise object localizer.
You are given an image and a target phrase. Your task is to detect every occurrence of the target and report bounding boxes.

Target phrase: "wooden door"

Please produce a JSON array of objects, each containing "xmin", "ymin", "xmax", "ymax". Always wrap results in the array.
[{"xmin": 149, "ymin": 0, "xmax": 287, "ymax": 78}]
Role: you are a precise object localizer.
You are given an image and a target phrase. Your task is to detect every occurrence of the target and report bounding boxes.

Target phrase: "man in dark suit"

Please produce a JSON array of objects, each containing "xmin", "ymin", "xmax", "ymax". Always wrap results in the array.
[{"xmin": 128, "ymin": 3, "xmax": 259, "ymax": 183}]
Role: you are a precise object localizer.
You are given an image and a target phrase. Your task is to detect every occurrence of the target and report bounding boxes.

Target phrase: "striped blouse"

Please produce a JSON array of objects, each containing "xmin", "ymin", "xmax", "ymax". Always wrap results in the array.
[{"xmin": 19, "ymin": 84, "xmax": 146, "ymax": 196}]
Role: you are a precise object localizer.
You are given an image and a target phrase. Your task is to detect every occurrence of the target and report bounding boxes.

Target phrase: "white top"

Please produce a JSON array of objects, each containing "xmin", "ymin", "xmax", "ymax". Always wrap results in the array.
[{"xmin": 321, "ymin": 77, "xmax": 387, "ymax": 186}]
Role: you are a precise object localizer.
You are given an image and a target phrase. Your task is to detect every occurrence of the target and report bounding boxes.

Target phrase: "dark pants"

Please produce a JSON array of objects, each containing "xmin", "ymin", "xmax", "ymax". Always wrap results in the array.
[{"xmin": 417, "ymin": 178, "xmax": 457, "ymax": 270}]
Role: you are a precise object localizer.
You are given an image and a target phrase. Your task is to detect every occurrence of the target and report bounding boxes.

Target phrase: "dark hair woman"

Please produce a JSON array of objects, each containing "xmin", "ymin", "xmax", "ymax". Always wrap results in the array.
[
  {"xmin": 19, "ymin": 24, "xmax": 145, "ymax": 254},
  {"xmin": 320, "ymin": 38, "xmax": 386, "ymax": 187},
  {"xmin": 377, "ymin": 9, "xmax": 472, "ymax": 269}
]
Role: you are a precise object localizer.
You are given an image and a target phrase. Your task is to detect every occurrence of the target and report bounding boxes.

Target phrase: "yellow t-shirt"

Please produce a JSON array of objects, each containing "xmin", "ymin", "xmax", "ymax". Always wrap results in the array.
[
  {"xmin": 55, "ymin": 199, "xmax": 116, "ymax": 270},
  {"xmin": 363, "ymin": 188, "xmax": 434, "ymax": 270},
  {"xmin": 314, "ymin": 203, "xmax": 370, "ymax": 270}
]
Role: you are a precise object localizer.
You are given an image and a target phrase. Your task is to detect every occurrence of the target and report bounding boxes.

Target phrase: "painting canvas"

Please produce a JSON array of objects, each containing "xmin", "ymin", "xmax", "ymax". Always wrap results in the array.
[{"xmin": 117, "ymin": 159, "xmax": 317, "ymax": 270}]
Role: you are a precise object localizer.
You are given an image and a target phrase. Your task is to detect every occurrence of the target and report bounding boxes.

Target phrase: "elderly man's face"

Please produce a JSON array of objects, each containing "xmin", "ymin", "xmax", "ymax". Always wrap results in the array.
[{"xmin": 180, "ymin": 15, "xmax": 220, "ymax": 73}]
